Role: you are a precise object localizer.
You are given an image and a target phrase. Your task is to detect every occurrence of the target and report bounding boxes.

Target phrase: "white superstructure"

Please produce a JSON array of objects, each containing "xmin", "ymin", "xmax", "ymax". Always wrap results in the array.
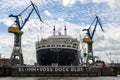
[{"xmin": 36, "ymin": 26, "xmax": 80, "ymax": 50}]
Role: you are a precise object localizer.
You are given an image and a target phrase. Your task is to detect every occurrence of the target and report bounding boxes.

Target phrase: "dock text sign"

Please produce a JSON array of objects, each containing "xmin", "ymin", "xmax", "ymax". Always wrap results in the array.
[{"xmin": 18, "ymin": 66, "xmax": 84, "ymax": 72}]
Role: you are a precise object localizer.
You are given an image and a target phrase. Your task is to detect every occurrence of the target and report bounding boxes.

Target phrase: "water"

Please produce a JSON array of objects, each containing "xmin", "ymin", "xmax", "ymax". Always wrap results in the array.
[{"xmin": 0, "ymin": 77, "xmax": 119, "ymax": 80}]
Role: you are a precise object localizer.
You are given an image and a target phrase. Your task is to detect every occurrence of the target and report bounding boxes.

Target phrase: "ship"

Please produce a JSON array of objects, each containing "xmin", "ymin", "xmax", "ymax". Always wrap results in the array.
[{"xmin": 35, "ymin": 26, "xmax": 80, "ymax": 66}]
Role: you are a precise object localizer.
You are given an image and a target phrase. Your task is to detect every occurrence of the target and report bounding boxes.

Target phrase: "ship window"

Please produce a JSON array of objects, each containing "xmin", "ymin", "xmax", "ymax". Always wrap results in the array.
[
  {"xmin": 67, "ymin": 45, "xmax": 71, "ymax": 47},
  {"xmin": 62, "ymin": 45, "xmax": 65, "ymax": 47},
  {"xmin": 57, "ymin": 45, "xmax": 61, "ymax": 47},
  {"xmin": 76, "ymin": 47, "xmax": 78, "ymax": 49},
  {"xmin": 72, "ymin": 46, "xmax": 78, "ymax": 49},
  {"xmin": 42, "ymin": 45, "xmax": 45, "ymax": 47},
  {"xmin": 73, "ymin": 43, "xmax": 77, "ymax": 46},
  {"xmin": 72, "ymin": 46, "xmax": 76, "ymax": 48},
  {"xmin": 51, "ymin": 45, "xmax": 55, "ymax": 47},
  {"xmin": 47, "ymin": 45, "xmax": 50, "ymax": 47}
]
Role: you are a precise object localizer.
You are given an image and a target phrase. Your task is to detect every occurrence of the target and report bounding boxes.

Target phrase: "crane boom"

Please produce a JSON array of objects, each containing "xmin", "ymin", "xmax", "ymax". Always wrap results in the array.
[
  {"xmin": 91, "ymin": 15, "xmax": 104, "ymax": 39},
  {"xmin": 83, "ymin": 15, "xmax": 104, "ymax": 41},
  {"xmin": 9, "ymin": 1, "xmax": 43, "ymax": 31}
]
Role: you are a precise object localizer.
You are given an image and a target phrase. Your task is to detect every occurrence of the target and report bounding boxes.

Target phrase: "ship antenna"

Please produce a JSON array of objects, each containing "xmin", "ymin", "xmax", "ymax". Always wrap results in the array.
[
  {"xmin": 37, "ymin": 35, "xmax": 39, "ymax": 42},
  {"xmin": 0, "ymin": 53, "xmax": 1, "ymax": 59},
  {"xmin": 53, "ymin": 25, "xmax": 55, "ymax": 36},
  {"xmin": 40, "ymin": 26, "xmax": 43, "ymax": 39},
  {"xmin": 64, "ymin": 25, "xmax": 67, "ymax": 35}
]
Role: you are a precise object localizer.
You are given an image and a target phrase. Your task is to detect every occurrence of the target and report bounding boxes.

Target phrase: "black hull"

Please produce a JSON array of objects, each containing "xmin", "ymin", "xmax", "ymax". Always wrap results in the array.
[{"xmin": 36, "ymin": 48, "xmax": 80, "ymax": 66}]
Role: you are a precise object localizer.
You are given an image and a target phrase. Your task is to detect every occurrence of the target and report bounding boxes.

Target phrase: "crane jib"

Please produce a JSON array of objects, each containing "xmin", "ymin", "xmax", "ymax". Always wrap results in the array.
[
  {"xmin": 9, "ymin": 1, "xmax": 43, "ymax": 31},
  {"xmin": 82, "ymin": 15, "xmax": 104, "ymax": 40}
]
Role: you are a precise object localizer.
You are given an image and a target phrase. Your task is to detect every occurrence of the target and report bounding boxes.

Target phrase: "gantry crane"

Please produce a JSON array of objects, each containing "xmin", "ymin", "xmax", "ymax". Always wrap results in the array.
[
  {"xmin": 82, "ymin": 15, "xmax": 104, "ymax": 65},
  {"xmin": 8, "ymin": 1, "xmax": 43, "ymax": 65}
]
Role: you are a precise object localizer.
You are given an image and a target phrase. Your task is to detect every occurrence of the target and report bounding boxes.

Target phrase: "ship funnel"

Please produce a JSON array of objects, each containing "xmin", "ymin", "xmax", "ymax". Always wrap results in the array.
[
  {"xmin": 53, "ymin": 25, "xmax": 55, "ymax": 36},
  {"xmin": 64, "ymin": 25, "xmax": 67, "ymax": 35}
]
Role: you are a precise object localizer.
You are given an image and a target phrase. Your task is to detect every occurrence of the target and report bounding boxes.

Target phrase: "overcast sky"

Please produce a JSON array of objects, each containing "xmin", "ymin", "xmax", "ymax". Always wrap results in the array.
[{"xmin": 0, "ymin": 0, "xmax": 120, "ymax": 64}]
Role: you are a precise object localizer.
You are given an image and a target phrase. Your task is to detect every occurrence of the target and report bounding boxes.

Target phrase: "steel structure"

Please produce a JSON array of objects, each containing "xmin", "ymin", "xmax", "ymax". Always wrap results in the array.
[
  {"xmin": 8, "ymin": 1, "xmax": 43, "ymax": 65},
  {"xmin": 82, "ymin": 15, "xmax": 104, "ymax": 64}
]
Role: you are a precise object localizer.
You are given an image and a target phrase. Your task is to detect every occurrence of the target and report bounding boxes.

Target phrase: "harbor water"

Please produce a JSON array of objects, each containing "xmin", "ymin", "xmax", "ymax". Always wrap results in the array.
[{"xmin": 0, "ymin": 77, "xmax": 119, "ymax": 80}]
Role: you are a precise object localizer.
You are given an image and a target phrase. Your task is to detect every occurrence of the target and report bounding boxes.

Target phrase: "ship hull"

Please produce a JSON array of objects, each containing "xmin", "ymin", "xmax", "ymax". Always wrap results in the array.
[{"xmin": 36, "ymin": 48, "xmax": 80, "ymax": 66}]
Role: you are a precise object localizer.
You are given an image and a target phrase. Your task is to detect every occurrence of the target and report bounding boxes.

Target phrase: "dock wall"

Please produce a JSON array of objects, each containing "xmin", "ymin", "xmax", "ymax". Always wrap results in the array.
[
  {"xmin": 0, "ymin": 67, "xmax": 11, "ymax": 76},
  {"xmin": 0, "ymin": 66, "xmax": 120, "ymax": 77},
  {"xmin": 10, "ymin": 66, "xmax": 119, "ymax": 77}
]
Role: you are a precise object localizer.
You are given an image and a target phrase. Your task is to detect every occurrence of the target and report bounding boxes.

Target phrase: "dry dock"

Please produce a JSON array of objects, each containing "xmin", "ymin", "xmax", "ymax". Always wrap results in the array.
[
  {"xmin": 0, "ymin": 66, "xmax": 120, "ymax": 77},
  {"xmin": 11, "ymin": 66, "xmax": 102, "ymax": 77},
  {"xmin": 11, "ymin": 66, "xmax": 118, "ymax": 77}
]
